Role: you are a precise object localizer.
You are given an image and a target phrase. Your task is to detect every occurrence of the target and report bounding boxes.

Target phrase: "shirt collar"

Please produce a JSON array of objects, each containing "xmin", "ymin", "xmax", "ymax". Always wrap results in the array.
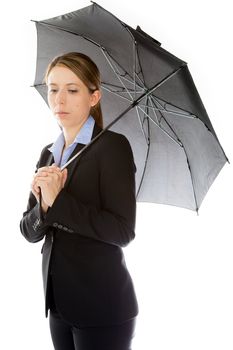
[{"xmin": 48, "ymin": 115, "xmax": 95, "ymax": 154}]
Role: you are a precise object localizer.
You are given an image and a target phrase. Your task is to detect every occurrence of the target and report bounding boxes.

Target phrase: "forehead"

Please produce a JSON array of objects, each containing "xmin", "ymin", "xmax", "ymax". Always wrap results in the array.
[{"xmin": 47, "ymin": 65, "xmax": 83, "ymax": 86}]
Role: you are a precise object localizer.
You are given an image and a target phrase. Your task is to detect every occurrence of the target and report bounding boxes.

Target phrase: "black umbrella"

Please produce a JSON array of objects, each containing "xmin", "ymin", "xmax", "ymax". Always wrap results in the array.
[{"xmin": 32, "ymin": 1, "xmax": 229, "ymax": 213}]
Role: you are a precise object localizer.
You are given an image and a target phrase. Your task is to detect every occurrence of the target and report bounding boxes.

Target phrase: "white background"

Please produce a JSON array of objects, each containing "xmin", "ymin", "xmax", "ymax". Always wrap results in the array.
[{"xmin": 0, "ymin": 0, "xmax": 232, "ymax": 349}]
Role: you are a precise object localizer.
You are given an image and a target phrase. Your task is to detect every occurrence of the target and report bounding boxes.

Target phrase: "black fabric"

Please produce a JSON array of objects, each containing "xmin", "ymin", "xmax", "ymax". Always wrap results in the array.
[
  {"xmin": 20, "ymin": 122, "xmax": 139, "ymax": 327},
  {"xmin": 49, "ymin": 280, "xmax": 136, "ymax": 350},
  {"xmin": 49, "ymin": 308, "xmax": 136, "ymax": 350}
]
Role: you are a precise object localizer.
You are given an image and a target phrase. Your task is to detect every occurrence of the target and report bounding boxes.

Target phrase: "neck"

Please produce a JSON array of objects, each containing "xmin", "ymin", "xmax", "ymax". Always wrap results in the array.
[{"xmin": 62, "ymin": 119, "xmax": 87, "ymax": 149}]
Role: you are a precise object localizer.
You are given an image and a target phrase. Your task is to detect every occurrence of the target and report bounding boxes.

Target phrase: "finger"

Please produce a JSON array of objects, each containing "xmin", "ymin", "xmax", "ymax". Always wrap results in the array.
[
  {"xmin": 32, "ymin": 191, "xmax": 39, "ymax": 202},
  {"xmin": 34, "ymin": 178, "xmax": 50, "ymax": 186},
  {"xmin": 32, "ymin": 185, "xmax": 40, "ymax": 194},
  {"xmin": 31, "ymin": 182, "xmax": 39, "ymax": 194},
  {"xmin": 34, "ymin": 171, "xmax": 52, "ymax": 179},
  {"xmin": 35, "ymin": 174, "xmax": 62, "ymax": 187},
  {"xmin": 37, "ymin": 165, "xmax": 61, "ymax": 174},
  {"xmin": 51, "ymin": 163, "xmax": 60, "ymax": 169},
  {"xmin": 50, "ymin": 164, "xmax": 62, "ymax": 172},
  {"xmin": 35, "ymin": 171, "xmax": 49, "ymax": 177},
  {"xmin": 62, "ymin": 168, "xmax": 68, "ymax": 187},
  {"xmin": 37, "ymin": 166, "xmax": 51, "ymax": 173},
  {"xmin": 36, "ymin": 170, "xmax": 60, "ymax": 178},
  {"xmin": 36, "ymin": 172, "xmax": 61, "ymax": 181},
  {"xmin": 31, "ymin": 184, "xmax": 40, "ymax": 201},
  {"xmin": 31, "ymin": 179, "xmax": 40, "ymax": 192}
]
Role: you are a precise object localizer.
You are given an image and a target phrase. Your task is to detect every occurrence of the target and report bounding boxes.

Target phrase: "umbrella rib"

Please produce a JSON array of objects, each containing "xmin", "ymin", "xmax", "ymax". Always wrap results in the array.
[
  {"xmin": 135, "ymin": 106, "xmax": 150, "ymax": 145},
  {"xmin": 179, "ymin": 144, "xmax": 199, "ymax": 213},
  {"xmin": 103, "ymin": 73, "xmax": 144, "ymax": 91},
  {"xmin": 149, "ymin": 96, "xmax": 183, "ymax": 143},
  {"xmin": 109, "ymin": 89, "xmax": 143, "ymax": 94},
  {"xmin": 118, "ymin": 76, "xmax": 145, "ymax": 91},
  {"xmin": 135, "ymin": 72, "xmax": 145, "ymax": 88},
  {"xmin": 150, "ymin": 94, "xmax": 197, "ymax": 119},
  {"xmin": 148, "ymin": 96, "xmax": 159, "ymax": 124},
  {"xmin": 134, "ymin": 43, "xmax": 146, "ymax": 88},
  {"xmin": 136, "ymin": 97, "xmax": 151, "ymax": 198},
  {"xmin": 150, "ymin": 96, "xmax": 228, "ymax": 164},
  {"xmin": 137, "ymin": 105, "xmax": 183, "ymax": 147},
  {"xmin": 100, "ymin": 49, "xmax": 146, "ymax": 97},
  {"xmin": 101, "ymin": 50, "xmax": 143, "ymax": 90},
  {"xmin": 150, "ymin": 97, "xmax": 199, "ymax": 212},
  {"xmin": 35, "ymin": 21, "xmax": 105, "ymax": 50},
  {"xmin": 101, "ymin": 48, "xmax": 134, "ymax": 101},
  {"xmin": 149, "ymin": 93, "xmax": 195, "ymax": 119},
  {"xmin": 139, "ymin": 104, "xmax": 192, "ymax": 117},
  {"xmin": 102, "ymin": 81, "xmax": 144, "ymax": 93},
  {"xmin": 32, "ymin": 83, "xmax": 45, "ymax": 87},
  {"xmin": 133, "ymin": 32, "xmax": 136, "ymax": 99},
  {"xmin": 101, "ymin": 85, "xmax": 132, "ymax": 102},
  {"xmin": 142, "ymin": 99, "xmax": 197, "ymax": 119}
]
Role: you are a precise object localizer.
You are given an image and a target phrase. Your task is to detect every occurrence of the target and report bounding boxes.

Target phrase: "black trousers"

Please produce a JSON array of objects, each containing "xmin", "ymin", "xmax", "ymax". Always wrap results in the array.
[{"xmin": 48, "ymin": 278, "xmax": 137, "ymax": 350}]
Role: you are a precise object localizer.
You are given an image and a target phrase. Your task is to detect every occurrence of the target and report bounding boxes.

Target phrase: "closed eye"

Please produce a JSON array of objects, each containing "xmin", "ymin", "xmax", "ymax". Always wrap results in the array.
[{"xmin": 48, "ymin": 89, "xmax": 78, "ymax": 93}]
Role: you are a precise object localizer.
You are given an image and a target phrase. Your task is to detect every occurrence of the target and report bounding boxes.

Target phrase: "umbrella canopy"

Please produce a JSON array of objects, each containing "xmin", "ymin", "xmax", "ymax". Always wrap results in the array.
[{"xmin": 32, "ymin": 1, "xmax": 229, "ymax": 213}]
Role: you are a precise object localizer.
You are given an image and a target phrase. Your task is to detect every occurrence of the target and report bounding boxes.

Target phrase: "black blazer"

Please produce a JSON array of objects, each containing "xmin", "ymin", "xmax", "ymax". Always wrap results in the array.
[{"xmin": 20, "ymin": 122, "xmax": 139, "ymax": 327}]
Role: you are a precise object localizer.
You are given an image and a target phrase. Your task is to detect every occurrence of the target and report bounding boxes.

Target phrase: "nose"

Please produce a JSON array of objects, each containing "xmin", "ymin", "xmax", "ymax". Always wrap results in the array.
[{"xmin": 55, "ymin": 89, "xmax": 66, "ymax": 104}]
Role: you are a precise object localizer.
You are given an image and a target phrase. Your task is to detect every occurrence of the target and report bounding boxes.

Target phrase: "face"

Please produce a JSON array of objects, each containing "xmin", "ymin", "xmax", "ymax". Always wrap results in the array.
[{"xmin": 46, "ymin": 65, "xmax": 101, "ymax": 129}]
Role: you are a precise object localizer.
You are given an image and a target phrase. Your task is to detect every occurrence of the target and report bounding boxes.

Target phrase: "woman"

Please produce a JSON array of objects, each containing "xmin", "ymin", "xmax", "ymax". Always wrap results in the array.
[{"xmin": 20, "ymin": 52, "xmax": 139, "ymax": 350}]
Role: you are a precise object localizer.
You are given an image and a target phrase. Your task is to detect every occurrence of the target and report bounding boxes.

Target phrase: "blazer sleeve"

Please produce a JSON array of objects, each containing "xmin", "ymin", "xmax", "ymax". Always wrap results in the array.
[
  {"xmin": 42, "ymin": 134, "xmax": 137, "ymax": 248},
  {"xmin": 19, "ymin": 148, "xmax": 50, "ymax": 243}
]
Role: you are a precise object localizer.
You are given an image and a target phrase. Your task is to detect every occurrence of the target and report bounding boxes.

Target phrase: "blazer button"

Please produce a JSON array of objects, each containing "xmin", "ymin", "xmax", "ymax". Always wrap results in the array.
[
  {"xmin": 63, "ymin": 227, "xmax": 68, "ymax": 231},
  {"xmin": 58, "ymin": 224, "xmax": 63, "ymax": 229},
  {"xmin": 53, "ymin": 222, "xmax": 58, "ymax": 227}
]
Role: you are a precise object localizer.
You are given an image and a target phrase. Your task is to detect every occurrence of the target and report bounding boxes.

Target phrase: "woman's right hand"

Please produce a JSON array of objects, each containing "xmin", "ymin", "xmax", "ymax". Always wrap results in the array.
[
  {"xmin": 31, "ymin": 170, "xmax": 49, "ymax": 213},
  {"xmin": 31, "ymin": 164, "xmax": 63, "ymax": 213},
  {"xmin": 31, "ymin": 172, "xmax": 42, "ymax": 203}
]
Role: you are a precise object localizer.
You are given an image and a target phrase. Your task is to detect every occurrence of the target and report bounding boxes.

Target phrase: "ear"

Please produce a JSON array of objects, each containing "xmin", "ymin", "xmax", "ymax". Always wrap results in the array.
[{"xmin": 90, "ymin": 89, "xmax": 101, "ymax": 107}]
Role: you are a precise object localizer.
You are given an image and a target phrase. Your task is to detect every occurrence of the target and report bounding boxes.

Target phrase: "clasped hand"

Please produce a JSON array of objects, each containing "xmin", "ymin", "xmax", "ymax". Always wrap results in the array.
[{"xmin": 31, "ymin": 163, "xmax": 68, "ymax": 212}]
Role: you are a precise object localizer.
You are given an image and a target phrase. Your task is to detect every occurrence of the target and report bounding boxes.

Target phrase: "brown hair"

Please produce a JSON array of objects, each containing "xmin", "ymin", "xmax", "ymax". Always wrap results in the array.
[{"xmin": 43, "ymin": 52, "xmax": 103, "ymax": 129}]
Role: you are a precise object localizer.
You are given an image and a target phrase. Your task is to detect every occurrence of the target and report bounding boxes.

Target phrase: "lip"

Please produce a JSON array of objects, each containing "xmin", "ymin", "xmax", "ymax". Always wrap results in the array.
[{"xmin": 55, "ymin": 112, "xmax": 69, "ymax": 118}]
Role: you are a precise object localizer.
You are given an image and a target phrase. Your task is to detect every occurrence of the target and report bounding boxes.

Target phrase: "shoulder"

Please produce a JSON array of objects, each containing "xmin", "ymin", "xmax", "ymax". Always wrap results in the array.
[
  {"xmin": 97, "ymin": 129, "xmax": 132, "ymax": 152},
  {"xmin": 36, "ymin": 142, "xmax": 53, "ymax": 168},
  {"xmin": 96, "ymin": 130, "xmax": 136, "ymax": 172},
  {"xmin": 41, "ymin": 143, "xmax": 53, "ymax": 153},
  {"xmin": 39, "ymin": 142, "xmax": 53, "ymax": 158}
]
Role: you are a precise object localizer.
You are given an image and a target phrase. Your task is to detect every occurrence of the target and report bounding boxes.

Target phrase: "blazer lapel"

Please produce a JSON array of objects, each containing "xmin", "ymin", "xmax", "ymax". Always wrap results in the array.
[
  {"xmin": 62, "ymin": 122, "xmax": 103, "ymax": 188},
  {"xmin": 45, "ymin": 152, "xmax": 54, "ymax": 166}
]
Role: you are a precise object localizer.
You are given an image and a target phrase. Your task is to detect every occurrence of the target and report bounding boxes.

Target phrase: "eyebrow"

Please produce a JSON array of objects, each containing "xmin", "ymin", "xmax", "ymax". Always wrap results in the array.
[{"xmin": 48, "ymin": 83, "xmax": 79, "ymax": 86}]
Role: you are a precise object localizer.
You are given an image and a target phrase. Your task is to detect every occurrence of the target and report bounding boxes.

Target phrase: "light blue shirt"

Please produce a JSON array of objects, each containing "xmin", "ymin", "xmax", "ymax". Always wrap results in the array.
[{"xmin": 48, "ymin": 115, "xmax": 95, "ymax": 168}]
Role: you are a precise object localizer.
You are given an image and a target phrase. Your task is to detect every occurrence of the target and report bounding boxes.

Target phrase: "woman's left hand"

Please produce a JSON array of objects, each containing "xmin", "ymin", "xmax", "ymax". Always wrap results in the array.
[{"xmin": 34, "ymin": 163, "xmax": 68, "ymax": 207}]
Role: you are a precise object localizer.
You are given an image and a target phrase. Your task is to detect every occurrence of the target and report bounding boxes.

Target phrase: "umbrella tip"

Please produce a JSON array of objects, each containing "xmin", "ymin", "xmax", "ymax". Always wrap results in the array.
[{"xmin": 196, "ymin": 208, "xmax": 199, "ymax": 216}]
